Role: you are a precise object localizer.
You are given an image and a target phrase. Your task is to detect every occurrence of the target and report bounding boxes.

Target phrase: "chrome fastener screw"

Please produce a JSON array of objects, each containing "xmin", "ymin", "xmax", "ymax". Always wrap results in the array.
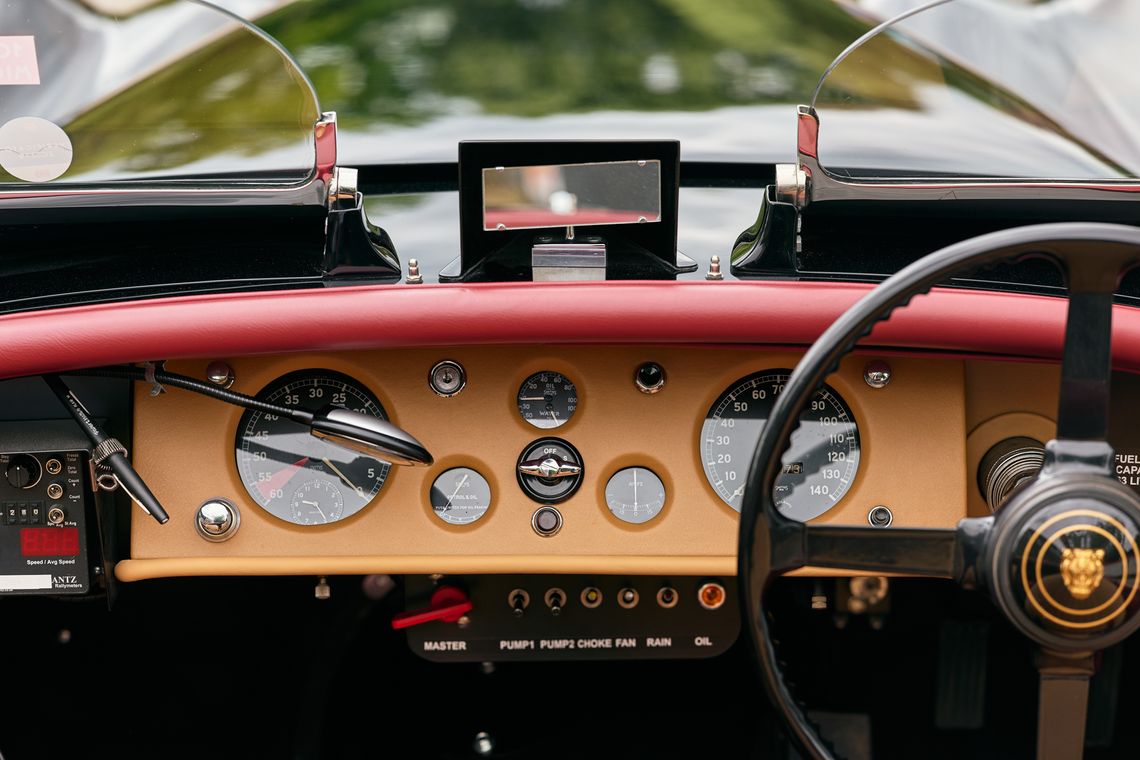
[
  {"xmin": 705, "ymin": 255, "xmax": 724, "ymax": 281},
  {"xmin": 867, "ymin": 505, "xmax": 894, "ymax": 528},
  {"xmin": 473, "ymin": 732, "xmax": 494, "ymax": 757},
  {"xmin": 315, "ymin": 576, "xmax": 331, "ymax": 600},
  {"xmin": 406, "ymin": 258, "xmax": 424, "ymax": 285},
  {"xmin": 206, "ymin": 360, "xmax": 235, "ymax": 389},
  {"xmin": 863, "ymin": 360, "xmax": 891, "ymax": 389}
]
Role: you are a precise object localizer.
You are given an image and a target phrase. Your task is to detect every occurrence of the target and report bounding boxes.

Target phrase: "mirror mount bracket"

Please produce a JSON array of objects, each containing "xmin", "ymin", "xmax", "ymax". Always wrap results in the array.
[
  {"xmin": 531, "ymin": 238, "xmax": 607, "ymax": 282},
  {"xmin": 729, "ymin": 187, "xmax": 799, "ymax": 279}
]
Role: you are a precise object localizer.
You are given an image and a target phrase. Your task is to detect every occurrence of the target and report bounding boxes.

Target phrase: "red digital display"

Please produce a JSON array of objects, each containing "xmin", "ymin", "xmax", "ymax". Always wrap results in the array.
[{"xmin": 20, "ymin": 527, "xmax": 79, "ymax": 557}]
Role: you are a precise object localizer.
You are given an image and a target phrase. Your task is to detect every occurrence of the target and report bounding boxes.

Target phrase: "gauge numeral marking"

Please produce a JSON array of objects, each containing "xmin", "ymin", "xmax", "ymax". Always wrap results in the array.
[
  {"xmin": 235, "ymin": 371, "xmax": 390, "ymax": 526},
  {"xmin": 700, "ymin": 371, "xmax": 861, "ymax": 521}
]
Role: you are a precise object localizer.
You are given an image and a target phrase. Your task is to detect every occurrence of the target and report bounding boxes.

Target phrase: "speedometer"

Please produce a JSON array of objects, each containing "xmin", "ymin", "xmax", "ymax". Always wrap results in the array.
[
  {"xmin": 235, "ymin": 370, "xmax": 391, "ymax": 525},
  {"xmin": 700, "ymin": 370, "xmax": 860, "ymax": 521}
]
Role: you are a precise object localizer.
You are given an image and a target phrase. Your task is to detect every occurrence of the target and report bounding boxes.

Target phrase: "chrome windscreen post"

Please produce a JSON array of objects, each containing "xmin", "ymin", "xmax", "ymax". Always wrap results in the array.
[
  {"xmin": 314, "ymin": 111, "xmax": 339, "ymax": 199},
  {"xmin": 327, "ymin": 166, "xmax": 358, "ymax": 210}
]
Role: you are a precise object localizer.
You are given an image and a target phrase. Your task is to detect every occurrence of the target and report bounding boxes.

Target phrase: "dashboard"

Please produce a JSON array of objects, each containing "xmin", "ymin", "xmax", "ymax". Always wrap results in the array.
[
  {"xmin": 118, "ymin": 346, "xmax": 1063, "ymax": 582},
  {"xmin": 8, "ymin": 279, "xmax": 1140, "ymax": 667}
]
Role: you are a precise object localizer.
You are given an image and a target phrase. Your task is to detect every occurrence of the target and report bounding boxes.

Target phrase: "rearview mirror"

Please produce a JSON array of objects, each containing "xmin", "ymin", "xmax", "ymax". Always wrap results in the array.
[{"xmin": 482, "ymin": 160, "xmax": 662, "ymax": 231}]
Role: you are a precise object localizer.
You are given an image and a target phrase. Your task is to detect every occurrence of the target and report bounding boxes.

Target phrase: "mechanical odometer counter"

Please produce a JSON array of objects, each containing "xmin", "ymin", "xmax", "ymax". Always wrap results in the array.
[{"xmin": 700, "ymin": 370, "xmax": 860, "ymax": 521}]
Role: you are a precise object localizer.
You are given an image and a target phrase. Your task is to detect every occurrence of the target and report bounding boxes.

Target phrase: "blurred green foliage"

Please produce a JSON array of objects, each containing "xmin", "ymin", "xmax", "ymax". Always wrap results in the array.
[
  {"xmin": 19, "ymin": 0, "xmax": 956, "ymax": 184},
  {"xmin": 257, "ymin": 0, "xmax": 931, "ymax": 130}
]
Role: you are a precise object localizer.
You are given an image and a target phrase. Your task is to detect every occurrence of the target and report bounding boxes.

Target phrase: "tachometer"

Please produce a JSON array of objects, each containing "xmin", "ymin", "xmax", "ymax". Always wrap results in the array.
[
  {"xmin": 236, "ymin": 370, "xmax": 391, "ymax": 525},
  {"xmin": 699, "ymin": 370, "xmax": 860, "ymax": 521}
]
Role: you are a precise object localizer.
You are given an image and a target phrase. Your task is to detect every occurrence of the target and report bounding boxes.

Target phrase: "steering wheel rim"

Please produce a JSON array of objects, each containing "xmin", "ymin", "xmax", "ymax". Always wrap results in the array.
[{"xmin": 739, "ymin": 222, "xmax": 1140, "ymax": 760}]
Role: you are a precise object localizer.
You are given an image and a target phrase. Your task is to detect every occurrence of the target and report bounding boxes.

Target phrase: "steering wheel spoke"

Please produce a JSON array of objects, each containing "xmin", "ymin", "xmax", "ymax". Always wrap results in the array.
[
  {"xmin": 1036, "ymin": 649, "xmax": 1096, "ymax": 760},
  {"xmin": 1055, "ymin": 250, "xmax": 1135, "ymax": 443},
  {"xmin": 797, "ymin": 520, "xmax": 988, "ymax": 580}
]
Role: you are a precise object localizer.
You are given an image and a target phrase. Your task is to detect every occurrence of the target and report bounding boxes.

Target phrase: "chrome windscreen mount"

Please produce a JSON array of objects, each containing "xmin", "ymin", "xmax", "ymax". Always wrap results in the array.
[{"xmin": 786, "ymin": 105, "xmax": 1140, "ymax": 210}]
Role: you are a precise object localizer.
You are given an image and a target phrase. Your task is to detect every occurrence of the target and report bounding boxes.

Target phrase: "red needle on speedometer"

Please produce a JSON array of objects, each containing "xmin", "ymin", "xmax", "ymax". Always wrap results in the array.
[{"xmin": 257, "ymin": 457, "xmax": 310, "ymax": 500}]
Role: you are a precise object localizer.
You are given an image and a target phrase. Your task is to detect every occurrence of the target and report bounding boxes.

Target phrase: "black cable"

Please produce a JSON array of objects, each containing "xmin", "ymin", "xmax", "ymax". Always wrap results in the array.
[{"xmin": 65, "ymin": 365, "xmax": 312, "ymax": 423}]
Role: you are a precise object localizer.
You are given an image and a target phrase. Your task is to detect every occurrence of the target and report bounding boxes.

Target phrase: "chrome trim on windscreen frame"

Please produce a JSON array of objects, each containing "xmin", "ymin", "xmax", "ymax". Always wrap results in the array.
[
  {"xmin": 0, "ymin": 112, "xmax": 340, "ymax": 211},
  {"xmin": 794, "ymin": 106, "xmax": 1140, "ymax": 209}
]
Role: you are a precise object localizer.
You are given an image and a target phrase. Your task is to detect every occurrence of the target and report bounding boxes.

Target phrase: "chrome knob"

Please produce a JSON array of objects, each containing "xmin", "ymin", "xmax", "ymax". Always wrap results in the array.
[
  {"xmin": 518, "ymin": 456, "xmax": 581, "ymax": 479},
  {"xmin": 196, "ymin": 499, "xmax": 240, "ymax": 542}
]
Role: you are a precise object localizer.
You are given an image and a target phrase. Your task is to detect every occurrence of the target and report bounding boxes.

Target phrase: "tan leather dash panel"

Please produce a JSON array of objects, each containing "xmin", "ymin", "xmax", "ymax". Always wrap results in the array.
[{"xmin": 123, "ymin": 347, "xmax": 969, "ymax": 579}]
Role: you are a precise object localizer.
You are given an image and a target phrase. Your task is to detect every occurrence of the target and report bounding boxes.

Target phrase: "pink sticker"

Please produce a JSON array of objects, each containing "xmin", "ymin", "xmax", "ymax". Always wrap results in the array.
[{"xmin": 0, "ymin": 36, "xmax": 40, "ymax": 86}]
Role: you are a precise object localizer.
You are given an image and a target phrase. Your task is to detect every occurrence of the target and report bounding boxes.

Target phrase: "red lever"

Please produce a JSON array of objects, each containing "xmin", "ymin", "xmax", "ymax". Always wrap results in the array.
[{"xmin": 391, "ymin": 586, "xmax": 473, "ymax": 630}]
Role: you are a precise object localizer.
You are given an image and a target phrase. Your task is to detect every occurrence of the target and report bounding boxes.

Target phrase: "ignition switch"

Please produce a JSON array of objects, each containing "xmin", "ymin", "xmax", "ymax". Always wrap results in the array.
[{"xmin": 516, "ymin": 438, "xmax": 584, "ymax": 503}]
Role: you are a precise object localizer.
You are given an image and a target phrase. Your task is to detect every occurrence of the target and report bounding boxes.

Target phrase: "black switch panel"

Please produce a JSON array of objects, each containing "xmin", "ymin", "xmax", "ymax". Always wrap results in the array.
[{"xmin": 403, "ymin": 574, "xmax": 739, "ymax": 662}]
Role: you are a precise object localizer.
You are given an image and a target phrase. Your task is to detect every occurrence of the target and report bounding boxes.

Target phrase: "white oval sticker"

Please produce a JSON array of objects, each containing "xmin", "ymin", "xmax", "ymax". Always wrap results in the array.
[{"xmin": 0, "ymin": 116, "xmax": 73, "ymax": 182}]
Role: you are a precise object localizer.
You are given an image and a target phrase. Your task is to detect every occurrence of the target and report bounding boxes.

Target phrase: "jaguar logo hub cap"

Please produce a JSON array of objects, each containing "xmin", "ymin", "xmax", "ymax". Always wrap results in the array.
[
  {"xmin": 1018, "ymin": 507, "xmax": 1138, "ymax": 630},
  {"xmin": 991, "ymin": 479, "xmax": 1140, "ymax": 651},
  {"xmin": 1060, "ymin": 547, "xmax": 1105, "ymax": 600}
]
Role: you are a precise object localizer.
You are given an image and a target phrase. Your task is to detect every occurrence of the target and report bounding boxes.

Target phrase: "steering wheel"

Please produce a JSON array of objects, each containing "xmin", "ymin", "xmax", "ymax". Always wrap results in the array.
[{"xmin": 740, "ymin": 222, "xmax": 1140, "ymax": 760}]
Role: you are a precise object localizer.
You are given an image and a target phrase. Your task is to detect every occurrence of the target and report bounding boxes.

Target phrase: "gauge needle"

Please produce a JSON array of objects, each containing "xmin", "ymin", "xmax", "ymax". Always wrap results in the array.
[
  {"xmin": 323, "ymin": 458, "xmax": 364, "ymax": 496},
  {"xmin": 548, "ymin": 410, "xmax": 558, "ymax": 423},
  {"xmin": 518, "ymin": 396, "xmax": 547, "ymax": 402},
  {"xmin": 257, "ymin": 457, "xmax": 309, "ymax": 500},
  {"xmin": 444, "ymin": 474, "xmax": 470, "ymax": 510},
  {"xmin": 302, "ymin": 499, "xmax": 328, "ymax": 523},
  {"xmin": 730, "ymin": 485, "xmax": 745, "ymax": 500}
]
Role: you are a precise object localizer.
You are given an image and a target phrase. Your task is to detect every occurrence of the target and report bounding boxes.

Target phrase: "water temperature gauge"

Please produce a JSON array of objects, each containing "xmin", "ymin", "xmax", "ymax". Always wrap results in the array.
[
  {"xmin": 605, "ymin": 467, "xmax": 666, "ymax": 524},
  {"xmin": 517, "ymin": 371, "xmax": 578, "ymax": 429},
  {"xmin": 430, "ymin": 467, "xmax": 492, "ymax": 525}
]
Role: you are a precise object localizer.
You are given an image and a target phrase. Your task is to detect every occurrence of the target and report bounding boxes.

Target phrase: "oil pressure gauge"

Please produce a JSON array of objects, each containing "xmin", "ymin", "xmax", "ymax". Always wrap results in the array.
[
  {"xmin": 517, "ymin": 371, "xmax": 578, "ymax": 429},
  {"xmin": 605, "ymin": 467, "xmax": 666, "ymax": 524}
]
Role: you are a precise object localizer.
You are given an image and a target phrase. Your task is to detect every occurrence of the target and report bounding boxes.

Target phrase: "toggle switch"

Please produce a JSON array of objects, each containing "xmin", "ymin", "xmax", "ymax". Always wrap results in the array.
[{"xmin": 391, "ymin": 586, "xmax": 473, "ymax": 630}]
